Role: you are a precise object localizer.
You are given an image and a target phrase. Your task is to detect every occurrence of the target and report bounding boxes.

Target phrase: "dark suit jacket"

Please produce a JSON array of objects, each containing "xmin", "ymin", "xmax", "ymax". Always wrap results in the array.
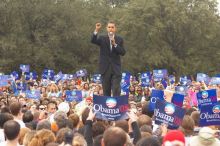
[{"xmin": 91, "ymin": 33, "xmax": 126, "ymax": 75}]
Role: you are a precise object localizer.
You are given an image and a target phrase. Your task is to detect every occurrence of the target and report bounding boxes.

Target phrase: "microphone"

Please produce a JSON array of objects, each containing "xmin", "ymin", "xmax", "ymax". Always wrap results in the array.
[{"xmin": 109, "ymin": 32, "xmax": 114, "ymax": 40}]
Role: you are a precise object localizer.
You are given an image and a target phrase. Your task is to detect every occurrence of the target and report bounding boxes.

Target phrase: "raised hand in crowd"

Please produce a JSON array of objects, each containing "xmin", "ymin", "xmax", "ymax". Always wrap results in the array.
[
  {"xmin": 86, "ymin": 108, "xmax": 96, "ymax": 121},
  {"xmin": 127, "ymin": 108, "xmax": 141, "ymax": 144},
  {"xmin": 95, "ymin": 23, "xmax": 102, "ymax": 32},
  {"xmin": 153, "ymin": 123, "xmax": 168, "ymax": 137},
  {"xmin": 160, "ymin": 123, "xmax": 168, "ymax": 137},
  {"xmin": 127, "ymin": 108, "xmax": 138, "ymax": 123}
]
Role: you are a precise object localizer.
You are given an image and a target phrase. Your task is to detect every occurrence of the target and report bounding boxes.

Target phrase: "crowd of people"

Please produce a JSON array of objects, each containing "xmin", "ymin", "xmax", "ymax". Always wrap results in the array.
[{"xmin": 0, "ymin": 73, "xmax": 219, "ymax": 146}]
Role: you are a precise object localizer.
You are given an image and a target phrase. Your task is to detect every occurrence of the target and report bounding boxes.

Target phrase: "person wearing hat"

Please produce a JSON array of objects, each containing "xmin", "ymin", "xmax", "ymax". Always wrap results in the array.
[
  {"xmin": 162, "ymin": 130, "xmax": 185, "ymax": 146},
  {"xmin": 190, "ymin": 127, "xmax": 220, "ymax": 146}
]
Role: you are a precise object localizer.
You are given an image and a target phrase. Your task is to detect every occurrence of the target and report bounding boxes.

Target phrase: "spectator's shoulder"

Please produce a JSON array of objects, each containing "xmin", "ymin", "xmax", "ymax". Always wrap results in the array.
[{"xmin": 0, "ymin": 141, "xmax": 6, "ymax": 146}]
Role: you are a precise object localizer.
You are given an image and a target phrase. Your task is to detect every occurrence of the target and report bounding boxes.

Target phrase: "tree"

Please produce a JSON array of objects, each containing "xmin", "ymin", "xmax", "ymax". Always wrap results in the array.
[{"xmin": 0, "ymin": 0, "xmax": 219, "ymax": 76}]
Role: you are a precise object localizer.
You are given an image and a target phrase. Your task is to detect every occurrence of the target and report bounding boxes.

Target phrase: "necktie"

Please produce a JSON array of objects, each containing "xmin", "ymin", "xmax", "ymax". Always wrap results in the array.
[{"xmin": 110, "ymin": 39, "xmax": 112, "ymax": 52}]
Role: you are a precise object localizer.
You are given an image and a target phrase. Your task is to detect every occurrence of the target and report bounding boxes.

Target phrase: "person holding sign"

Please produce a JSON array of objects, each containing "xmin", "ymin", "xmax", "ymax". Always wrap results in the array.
[{"xmin": 91, "ymin": 22, "xmax": 126, "ymax": 96}]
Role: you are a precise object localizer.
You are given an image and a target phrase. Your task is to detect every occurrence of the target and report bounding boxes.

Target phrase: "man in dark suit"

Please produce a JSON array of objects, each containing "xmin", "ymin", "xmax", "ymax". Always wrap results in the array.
[{"xmin": 91, "ymin": 22, "xmax": 126, "ymax": 96}]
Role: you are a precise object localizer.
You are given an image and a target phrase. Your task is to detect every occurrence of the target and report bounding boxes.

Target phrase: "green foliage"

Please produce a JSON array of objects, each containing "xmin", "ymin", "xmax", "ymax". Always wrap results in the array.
[{"xmin": 0, "ymin": 0, "xmax": 219, "ymax": 76}]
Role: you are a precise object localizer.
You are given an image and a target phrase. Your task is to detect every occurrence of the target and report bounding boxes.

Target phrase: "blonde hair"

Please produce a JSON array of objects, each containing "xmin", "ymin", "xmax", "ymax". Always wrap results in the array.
[
  {"xmin": 29, "ymin": 129, "xmax": 56, "ymax": 146},
  {"xmin": 18, "ymin": 127, "xmax": 31, "ymax": 145},
  {"xmin": 23, "ymin": 130, "xmax": 36, "ymax": 146},
  {"xmin": 49, "ymin": 84, "xmax": 59, "ymax": 93},
  {"xmin": 72, "ymin": 133, "xmax": 87, "ymax": 146}
]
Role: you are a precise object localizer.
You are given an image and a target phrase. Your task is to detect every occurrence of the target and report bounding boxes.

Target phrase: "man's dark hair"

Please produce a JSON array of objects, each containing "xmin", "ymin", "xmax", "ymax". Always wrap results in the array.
[
  {"xmin": 140, "ymin": 125, "xmax": 152, "ymax": 134},
  {"xmin": 93, "ymin": 135, "xmax": 103, "ymax": 146},
  {"xmin": 66, "ymin": 119, "xmax": 74, "ymax": 130},
  {"xmin": 141, "ymin": 101, "xmax": 154, "ymax": 117},
  {"xmin": 9, "ymin": 102, "xmax": 21, "ymax": 116},
  {"xmin": 22, "ymin": 111, "xmax": 34, "ymax": 123},
  {"xmin": 40, "ymin": 98, "xmax": 50, "ymax": 105},
  {"xmin": 115, "ymin": 120, "xmax": 129, "ymax": 133},
  {"xmin": 107, "ymin": 21, "xmax": 116, "ymax": 26},
  {"xmin": 136, "ymin": 136, "xmax": 161, "ymax": 146},
  {"xmin": 3, "ymin": 120, "xmax": 20, "ymax": 140},
  {"xmin": 0, "ymin": 113, "xmax": 13, "ymax": 128},
  {"xmin": 103, "ymin": 127, "xmax": 126, "ymax": 146},
  {"xmin": 92, "ymin": 122, "xmax": 106, "ymax": 138},
  {"xmin": 36, "ymin": 119, "xmax": 51, "ymax": 130},
  {"xmin": 1, "ymin": 106, "xmax": 10, "ymax": 114}
]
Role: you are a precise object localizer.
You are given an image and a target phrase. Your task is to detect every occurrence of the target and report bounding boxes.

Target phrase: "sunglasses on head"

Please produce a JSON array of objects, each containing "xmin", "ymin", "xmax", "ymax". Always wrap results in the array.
[{"xmin": 39, "ymin": 106, "xmax": 45, "ymax": 110}]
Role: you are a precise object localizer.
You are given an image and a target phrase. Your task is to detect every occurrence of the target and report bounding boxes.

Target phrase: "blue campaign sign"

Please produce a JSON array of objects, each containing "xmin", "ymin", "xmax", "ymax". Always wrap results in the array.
[
  {"xmin": 155, "ymin": 100, "xmax": 185, "ymax": 129},
  {"xmin": 199, "ymin": 103, "xmax": 220, "ymax": 126},
  {"xmin": 42, "ymin": 69, "xmax": 55, "ymax": 80},
  {"xmin": 169, "ymin": 75, "xmax": 175, "ymax": 84},
  {"xmin": 161, "ymin": 79, "xmax": 168, "ymax": 89},
  {"xmin": 25, "ymin": 90, "xmax": 41, "ymax": 100},
  {"xmin": 215, "ymin": 74, "xmax": 220, "ymax": 77},
  {"xmin": 20, "ymin": 64, "xmax": 30, "ymax": 73},
  {"xmin": 10, "ymin": 71, "xmax": 19, "ymax": 80},
  {"xmin": 180, "ymin": 75, "xmax": 191, "ymax": 86},
  {"xmin": 24, "ymin": 71, "xmax": 37, "ymax": 80},
  {"xmin": 62, "ymin": 74, "xmax": 69, "ymax": 80},
  {"xmin": 209, "ymin": 77, "xmax": 220, "ymax": 85},
  {"xmin": 60, "ymin": 74, "xmax": 77, "ymax": 81},
  {"xmin": 69, "ymin": 74, "xmax": 77, "ymax": 80},
  {"xmin": 197, "ymin": 89, "xmax": 217, "ymax": 110},
  {"xmin": 0, "ymin": 75, "xmax": 9, "ymax": 80},
  {"xmin": 141, "ymin": 72, "xmax": 151, "ymax": 87},
  {"xmin": 54, "ymin": 71, "xmax": 63, "ymax": 83},
  {"xmin": 7, "ymin": 75, "xmax": 14, "ymax": 82},
  {"xmin": 171, "ymin": 93, "xmax": 184, "ymax": 107},
  {"xmin": 0, "ymin": 75, "xmax": 9, "ymax": 87},
  {"xmin": 149, "ymin": 89, "xmax": 164, "ymax": 111},
  {"xmin": 175, "ymin": 86, "xmax": 188, "ymax": 95},
  {"xmin": 93, "ymin": 74, "xmax": 102, "ymax": 84},
  {"xmin": 17, "ymin": 82, "xmax": 27, "ymax": 91},
  {"xmin": 153, "ymin": 69, "xmax": 168, "ymax": 81},
  {"xmin": 65, "ymin": 90, "xmax": 83, "ymax": 102},
  {"xmin": 30, "ymin": 71, "xmax": 37, "ymax": 80},
  {"xmin": 196, "ymin": 73, "xmax": 210, "ymax": 84},
  {"xmin": 93, "ymin": 95, "xmax": 129, "ymax": 121},
  {"xmin": 121, "ymin": 72, "xmax": 130, "ymax": 95},
  {"xmin": 76, "ymin": 69, "xmax": 87, "ymax": 77}
]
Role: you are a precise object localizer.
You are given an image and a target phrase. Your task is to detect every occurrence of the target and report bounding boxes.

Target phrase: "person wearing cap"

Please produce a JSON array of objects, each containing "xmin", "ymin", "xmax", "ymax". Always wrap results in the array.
[{"xmin": 190, "ymin": 127, "xmax": 220, "ymax": 146}]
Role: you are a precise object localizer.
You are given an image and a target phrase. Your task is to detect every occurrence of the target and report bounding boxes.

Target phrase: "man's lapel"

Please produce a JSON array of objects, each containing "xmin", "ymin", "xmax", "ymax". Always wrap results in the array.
[{"xmin": 104, "ymin": 35, "xmax": 111, "ymax": 51}]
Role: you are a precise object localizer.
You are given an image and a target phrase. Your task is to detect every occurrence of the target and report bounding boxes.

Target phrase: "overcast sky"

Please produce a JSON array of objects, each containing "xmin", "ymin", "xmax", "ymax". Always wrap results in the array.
[{"xmin": 218, "ymin": 0, "xmax": 220, "ymax": 11}]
